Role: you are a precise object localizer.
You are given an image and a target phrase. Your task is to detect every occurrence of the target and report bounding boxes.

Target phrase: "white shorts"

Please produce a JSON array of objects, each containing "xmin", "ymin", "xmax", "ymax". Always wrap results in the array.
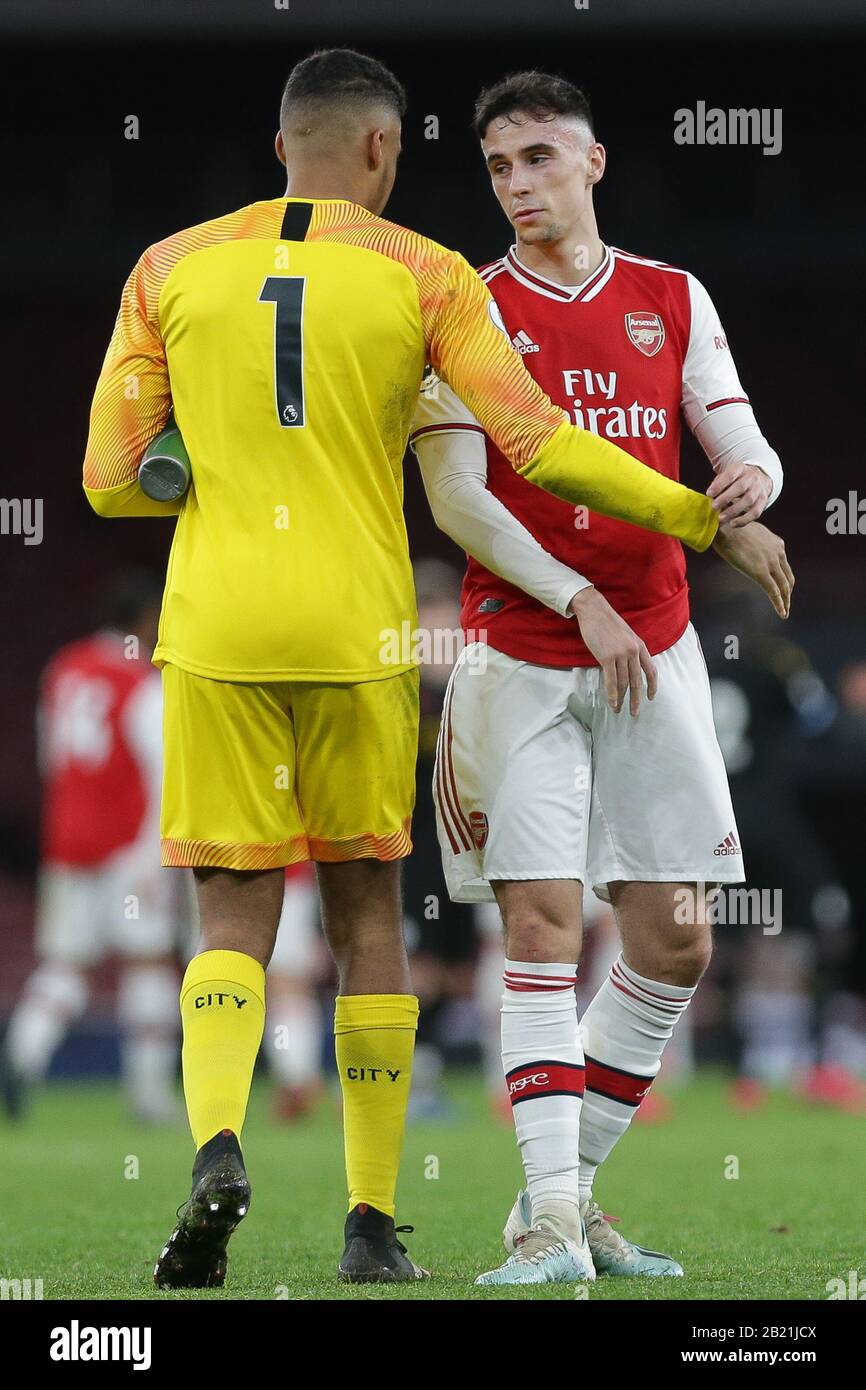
[
  {"xmin": 269, "ymin": 870, "xmax": 320, "ymax": 976},
  {"xmin": 434, "ymin": 624, "xmax": 745, "ymax": 904},
  {"xmin": 36, "ymin": 845, "xmax": 180, "ymax": 966}
]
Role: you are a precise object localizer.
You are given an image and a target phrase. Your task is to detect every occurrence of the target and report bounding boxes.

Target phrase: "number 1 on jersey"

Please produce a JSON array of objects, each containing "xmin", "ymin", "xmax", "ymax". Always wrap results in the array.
[{"xmin": 259, "ymin": 276, "xmax": 306, "ymax": 428}]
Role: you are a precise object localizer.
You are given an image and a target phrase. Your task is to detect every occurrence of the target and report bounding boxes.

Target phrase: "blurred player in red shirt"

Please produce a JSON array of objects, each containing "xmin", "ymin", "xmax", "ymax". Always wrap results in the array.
[
  {"xmin": 411, "ymin": 71, "xmax": 793, "ymax": 1285},
  {"xmin": 2, "ymin": 572, "xmax": 185, "ymax": 1124}
]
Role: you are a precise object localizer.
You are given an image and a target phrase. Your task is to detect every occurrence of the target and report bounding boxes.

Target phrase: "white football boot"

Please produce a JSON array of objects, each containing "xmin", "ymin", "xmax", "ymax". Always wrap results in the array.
[
  {"xmin": 503, "ymin": 1189, "xmax": 684, "ymax": 1277},
  {"xmin": 475, "ymin": 1207, "xmax": 596, "ymax": 1287}
]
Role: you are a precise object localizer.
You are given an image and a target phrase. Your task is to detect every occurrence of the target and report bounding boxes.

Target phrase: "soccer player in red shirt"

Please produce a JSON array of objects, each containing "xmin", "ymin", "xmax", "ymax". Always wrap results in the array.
[
  {"xmin": 411, "ymin": 71, "xmax": 793, "ymax": 1285},
  {"xmin": 1, "ymin": 572, "xmax": 183, "ymax": 1125}
]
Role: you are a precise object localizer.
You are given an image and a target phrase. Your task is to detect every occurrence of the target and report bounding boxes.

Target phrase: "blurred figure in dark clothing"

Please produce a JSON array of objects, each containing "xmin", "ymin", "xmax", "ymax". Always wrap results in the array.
[
  {"xmin": 793, "ymin": 660, "xmax": 866, "ymax": 1085},
  {"xmin": 698, "ymin": 574, "xmax": 865, "ymax": 1110},
  {"xmin": 402, "ymin": 559, "xmax": 480, "ymax": 1117}
]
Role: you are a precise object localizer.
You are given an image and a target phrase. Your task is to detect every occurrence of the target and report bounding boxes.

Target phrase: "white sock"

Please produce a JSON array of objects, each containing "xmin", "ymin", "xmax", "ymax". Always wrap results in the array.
[
  {"xmin": 5, "ymin": 963, "xmax": 89, "ymax": 1079},
  {"xmin": 117, "ymin": 965, "xmax": 179, "ymax": 1117},
  {"xmin": 502, "ymin": 959, "xmax": 584, "ymax": 1228},
  {"xmin": 579, "ymin": 954, "xmax": 694, "ymax": 1202},
  {"xmin": 266, "ymin": 990, "xmax": 322, "ymax": 1088}
]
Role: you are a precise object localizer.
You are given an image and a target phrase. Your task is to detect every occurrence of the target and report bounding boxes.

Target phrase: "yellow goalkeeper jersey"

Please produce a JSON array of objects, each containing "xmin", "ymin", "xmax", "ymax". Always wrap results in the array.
[{"xmin": 83, "ymin": 197, "xmax": 717, "ymax": 682}]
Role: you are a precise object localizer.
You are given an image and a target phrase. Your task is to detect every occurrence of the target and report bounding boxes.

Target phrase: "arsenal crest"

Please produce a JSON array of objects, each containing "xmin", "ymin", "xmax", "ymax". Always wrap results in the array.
[
  {"xmin": 469, "ymin": 811, "xmax": 489, "ymax": 849},
  {"xmin": 625, "ymin": 310, "xmax": 665, "ymax": 357}
]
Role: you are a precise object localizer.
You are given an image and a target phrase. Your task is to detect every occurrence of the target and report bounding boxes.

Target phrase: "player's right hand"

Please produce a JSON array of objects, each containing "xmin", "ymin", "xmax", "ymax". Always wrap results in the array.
[
  {"xmin": 568, "ymin": 586, "xmax": 658, "ymax": 717},
  {"xmin": 712, "ymin": 521, "xmax": 794, "ymax": 619}
]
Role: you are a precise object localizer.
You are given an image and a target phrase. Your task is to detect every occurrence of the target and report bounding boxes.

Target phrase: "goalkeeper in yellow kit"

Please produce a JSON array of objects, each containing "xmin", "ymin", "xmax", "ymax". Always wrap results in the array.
[{"xmin": 84, "ymin": 49, "xmax": 732, "ymax": 1287}]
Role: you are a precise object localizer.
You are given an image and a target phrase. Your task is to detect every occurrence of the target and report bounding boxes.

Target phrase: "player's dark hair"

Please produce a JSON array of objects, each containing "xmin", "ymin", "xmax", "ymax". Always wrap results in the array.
[
  {"xmin": 473, "ymin": 71, "xmax": 594, "ymax": 142},
  {"xmin": 280, "ymin": 48, "xmax": 407, "ymax": 126},
  {"xmin": 103, "ymin": 568, "xmax": 163, "ymax": 632}
]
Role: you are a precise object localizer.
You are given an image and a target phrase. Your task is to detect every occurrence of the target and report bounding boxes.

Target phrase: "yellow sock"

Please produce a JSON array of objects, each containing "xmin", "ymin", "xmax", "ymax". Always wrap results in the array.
[
  {"xmin": 180, "ymin": 949, "xmax": 266, "ymax": 1150},
  {"xmin": 334, "ymin": 993, "xmax": 419, "ymax": 1218}
]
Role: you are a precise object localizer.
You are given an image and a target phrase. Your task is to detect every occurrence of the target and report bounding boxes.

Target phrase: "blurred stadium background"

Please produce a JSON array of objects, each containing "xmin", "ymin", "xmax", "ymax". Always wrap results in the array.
[{"xmin": 1, "ymin": 0, "xmax": 866, "ymax": 1296}]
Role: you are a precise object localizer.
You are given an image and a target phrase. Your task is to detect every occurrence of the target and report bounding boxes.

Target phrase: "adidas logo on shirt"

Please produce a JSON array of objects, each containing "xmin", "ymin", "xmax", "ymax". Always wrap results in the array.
[
  {"xmin": 714, "ymin": 831, "xmax": 741, "ymax": 856},
  {"xmin": 511, "ymin": 329, "xmax": 540, "ymax": 354}
]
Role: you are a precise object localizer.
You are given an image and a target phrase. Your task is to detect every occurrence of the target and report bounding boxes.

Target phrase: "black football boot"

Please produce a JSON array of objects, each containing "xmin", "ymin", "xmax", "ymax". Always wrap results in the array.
[
  {"xmin": 154, "ymin": 1128, "xmax": 250, "ymax": 1289},
  {"xmin": 338, "ymin": 1202, "xmax": 430, "ymax": 1283}
]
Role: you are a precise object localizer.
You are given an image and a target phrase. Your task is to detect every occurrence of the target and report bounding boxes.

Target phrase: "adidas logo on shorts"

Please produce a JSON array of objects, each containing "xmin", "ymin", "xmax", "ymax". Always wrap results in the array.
[{"xmin": 713, "ymin": 831, "xmax": 741, "ymax": 856}]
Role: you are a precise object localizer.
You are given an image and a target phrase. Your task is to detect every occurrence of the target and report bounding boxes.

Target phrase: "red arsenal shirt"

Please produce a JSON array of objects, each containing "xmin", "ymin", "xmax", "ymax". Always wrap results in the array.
[
  {"xmin": 411, "ymin": 244, "xmax": 751, "ymax": 667},
  {"xmin": 39, "ymin": 631, "xmax": 161, "ymax": 867}
]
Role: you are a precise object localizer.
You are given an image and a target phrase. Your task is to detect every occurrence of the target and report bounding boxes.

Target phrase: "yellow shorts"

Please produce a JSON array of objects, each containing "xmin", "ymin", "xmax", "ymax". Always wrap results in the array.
[{"xmin": 160, "ymin": 664, "xmax": 420, "ymax": 869}]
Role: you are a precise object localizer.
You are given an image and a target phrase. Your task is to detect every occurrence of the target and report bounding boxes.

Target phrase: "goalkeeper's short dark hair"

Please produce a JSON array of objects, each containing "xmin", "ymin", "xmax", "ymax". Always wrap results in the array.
[
  {"xmin": 280, "ymin": 49, "xmax": 407, "ymax": 126},
  {"xmin": 473, "ymin": 71, "xmax": 594, "ymax": 142}
]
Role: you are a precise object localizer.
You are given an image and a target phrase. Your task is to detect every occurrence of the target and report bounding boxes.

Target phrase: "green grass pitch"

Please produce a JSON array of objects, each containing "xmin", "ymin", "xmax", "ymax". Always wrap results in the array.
[{"xmin": 1, "ymin": 1071, "xmax": 862, "ymax": 1300}]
